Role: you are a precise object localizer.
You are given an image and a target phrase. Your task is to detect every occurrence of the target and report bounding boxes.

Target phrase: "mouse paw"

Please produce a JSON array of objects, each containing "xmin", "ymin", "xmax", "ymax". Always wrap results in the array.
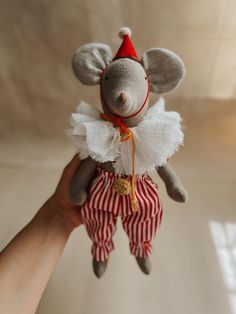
[
  {"xmin": 167, "ymin": 185, "xmax": 188, "ymax": 203},
  {"xmin": 71, "ymin": 189, "xmax": 88, "ymax": 206}
]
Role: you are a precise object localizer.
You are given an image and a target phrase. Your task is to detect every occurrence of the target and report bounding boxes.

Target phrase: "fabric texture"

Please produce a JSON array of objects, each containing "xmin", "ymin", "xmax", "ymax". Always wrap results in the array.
[
  {"xmin": 81, "ymin": 168, "xmax": 163, "ymax": 261},
  {"xmin": 72, "ymin": 43, "xmax": 113, "ymax": 85},
  {"xmin": 66, "ymin": 97, "xmax": 184, "ymax": 175},
  {"xmin": 100, "ymin": 58, "xmax": 149, "ymax": 118},
  {"xmin": 141, "ymin": 48, "xmax": 185, "ymax": 94},
  {"xmin": 82, "ymin": 167, "xmax": 161, "ymax": 216}
]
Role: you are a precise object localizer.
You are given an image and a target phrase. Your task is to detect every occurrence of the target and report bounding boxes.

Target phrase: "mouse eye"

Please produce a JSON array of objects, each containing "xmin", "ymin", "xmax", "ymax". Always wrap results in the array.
[
  {"xmin": 105, "ymin": 76, "xmax": 109, "ymax": 80},
  {"xmin": 145, "ymin": 76, "xmax": 147, "ymax": 80}
]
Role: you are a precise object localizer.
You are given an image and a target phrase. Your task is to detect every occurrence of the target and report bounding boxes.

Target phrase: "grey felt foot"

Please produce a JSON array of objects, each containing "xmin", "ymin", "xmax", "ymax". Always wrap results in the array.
[
  {"xmin": 167, "ymin": 185, "xmax": 188, "ymax": 203},
  {"xmin": 135, "ymin": 256, "xmax": 152, "ymax": 275},
  {"xmin": 93, "ymin": 259, "xmax": 108, "ymax": 278}
]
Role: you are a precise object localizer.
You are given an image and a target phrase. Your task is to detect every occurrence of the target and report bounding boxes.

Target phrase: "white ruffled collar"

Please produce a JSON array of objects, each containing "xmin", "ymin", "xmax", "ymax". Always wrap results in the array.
[{"xmin": 66, "ymin": 98, "xmax": 184, "ymax": 175}]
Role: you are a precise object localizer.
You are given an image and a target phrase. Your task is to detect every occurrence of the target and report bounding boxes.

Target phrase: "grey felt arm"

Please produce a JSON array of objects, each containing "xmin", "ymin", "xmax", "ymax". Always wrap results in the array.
[
  {"xmin": 70, "ymin": 157, "xmax": 98, "ymax": 205},
  {"xmin": 157, "ymin": 163, "xmax": 188, "ymax": 203}
]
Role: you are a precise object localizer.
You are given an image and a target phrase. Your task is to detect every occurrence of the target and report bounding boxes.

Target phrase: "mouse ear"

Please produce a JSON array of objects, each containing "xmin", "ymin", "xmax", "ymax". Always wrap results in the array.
[
  {"xmin": 72, "ymin": 43, "xmax": 113, "ymax": 85},
  {"xmin": 141, "ymin": 48, "xmax": 185, "ymax": 94}
]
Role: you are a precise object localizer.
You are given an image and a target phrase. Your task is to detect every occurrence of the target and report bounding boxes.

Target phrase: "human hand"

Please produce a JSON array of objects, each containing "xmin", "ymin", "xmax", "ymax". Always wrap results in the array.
[{"xmin": 46, "ymin": 154, "xmax": 84, "ymax": 231}]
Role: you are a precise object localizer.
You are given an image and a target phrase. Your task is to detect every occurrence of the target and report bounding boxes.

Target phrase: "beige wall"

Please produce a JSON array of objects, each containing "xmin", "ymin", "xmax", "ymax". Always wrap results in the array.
[{"xmin": 0, "ymin": 0, "xmax": 236, "ymax": 138}]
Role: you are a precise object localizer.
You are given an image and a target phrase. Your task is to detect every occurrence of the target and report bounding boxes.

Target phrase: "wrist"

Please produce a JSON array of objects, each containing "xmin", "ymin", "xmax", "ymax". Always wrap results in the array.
[{"xmin": 40, "ymin": 198, "xmax": 76, "ymax": 235}]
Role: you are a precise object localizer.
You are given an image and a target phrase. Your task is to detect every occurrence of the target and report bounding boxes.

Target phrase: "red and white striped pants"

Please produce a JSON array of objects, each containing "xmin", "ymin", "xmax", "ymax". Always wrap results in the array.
[{"xmin": 81, "ymin": 168, "xmax": 163, "ymax": 262}]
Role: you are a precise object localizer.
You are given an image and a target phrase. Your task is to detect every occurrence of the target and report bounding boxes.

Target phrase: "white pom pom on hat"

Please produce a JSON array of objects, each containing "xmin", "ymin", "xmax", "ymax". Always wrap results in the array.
[{"xmin": 119, "ymin": 27, "xmax": 132, "ymax": 39}]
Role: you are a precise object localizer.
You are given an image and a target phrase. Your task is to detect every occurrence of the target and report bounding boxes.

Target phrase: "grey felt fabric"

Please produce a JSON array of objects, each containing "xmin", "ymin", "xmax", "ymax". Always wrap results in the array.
[
  {"xmin": 141, "ymin": 48, "xmax": 185, "ymax": 94},
  {"xmin": 72, "ymin": 43, "xmax": 113, "ymax": 85},
  {"xmin": 157, "ymin": 163, "xmax": 188, "ymax": 202},
  {"xmin": 72, "ymin": 43, "xmax": 185, "ymax": 96},
  {"xmin": 70, "ymin": 156, "xmax": 97, "ymax": 205},
  {"xmin": 101, "ymin": 58, "xmax": 149, "ymax": 118}
]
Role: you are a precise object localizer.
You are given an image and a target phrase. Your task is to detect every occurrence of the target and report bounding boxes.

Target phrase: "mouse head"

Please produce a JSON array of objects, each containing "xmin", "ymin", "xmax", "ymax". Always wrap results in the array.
[{"xmin": 72, "ymin": 27, "xmax": 185, "ymax": 126}]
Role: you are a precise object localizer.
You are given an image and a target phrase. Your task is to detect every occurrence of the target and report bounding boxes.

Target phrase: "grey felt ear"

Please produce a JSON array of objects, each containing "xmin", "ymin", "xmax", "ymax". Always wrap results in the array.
[
  {"xmin": 72, "ymin": 43, "xmax": 113, "ymax": 85},
  {"xmin": 141, "ymin": 48, "xmax": 185, "ymax": 94}
]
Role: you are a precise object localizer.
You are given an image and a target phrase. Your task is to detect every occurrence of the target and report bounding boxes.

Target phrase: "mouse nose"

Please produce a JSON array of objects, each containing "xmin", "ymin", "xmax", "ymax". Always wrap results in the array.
[{"xmin": 118, "ymin": 92, "xmax": 127, "ymax": 105}]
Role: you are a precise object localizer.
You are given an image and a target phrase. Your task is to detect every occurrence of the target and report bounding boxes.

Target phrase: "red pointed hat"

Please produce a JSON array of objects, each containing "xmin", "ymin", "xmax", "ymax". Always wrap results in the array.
[{"xmin": 114, "ymin": 27, "xmax": 139, "ymax": 61}]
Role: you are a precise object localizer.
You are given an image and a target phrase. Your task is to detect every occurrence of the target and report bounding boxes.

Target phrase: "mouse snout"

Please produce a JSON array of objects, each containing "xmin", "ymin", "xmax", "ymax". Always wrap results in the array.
[
  {"xmin": 119, "ymin": 92, "xmax": 127, "ymax": 105},
  {"xmin": 115, "ymin": 92, "xmax": 132, "ymax": 113}
]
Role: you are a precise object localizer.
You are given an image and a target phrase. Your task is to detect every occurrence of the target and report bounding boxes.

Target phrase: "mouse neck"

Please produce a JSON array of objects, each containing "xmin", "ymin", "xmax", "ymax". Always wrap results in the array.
[
  {"xmin": 119, "ymin": 111, "xmax": 146, "ymax": 127},
  {"xmin": 101, "ymin": 100, "xmax": 148, "ymax": 127}
]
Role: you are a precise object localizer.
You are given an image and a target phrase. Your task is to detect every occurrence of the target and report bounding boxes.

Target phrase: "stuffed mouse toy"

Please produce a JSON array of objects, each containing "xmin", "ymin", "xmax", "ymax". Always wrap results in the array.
[{"xmin": 67, "ymin": 27, "xmax": 188, "ymax": 278}]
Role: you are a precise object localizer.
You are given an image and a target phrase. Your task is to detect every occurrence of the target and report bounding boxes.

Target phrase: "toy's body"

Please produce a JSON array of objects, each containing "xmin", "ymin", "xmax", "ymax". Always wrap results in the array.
[{"xmin": 67, "ymin": 27, "xmax": 188, "ymax": 277}]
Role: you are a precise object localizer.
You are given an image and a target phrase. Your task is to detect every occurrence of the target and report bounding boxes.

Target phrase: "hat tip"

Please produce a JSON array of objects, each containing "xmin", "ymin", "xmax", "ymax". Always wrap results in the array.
[{"xmin": 119, "ymin": 27, "xmax": 132, "ymax": 39}]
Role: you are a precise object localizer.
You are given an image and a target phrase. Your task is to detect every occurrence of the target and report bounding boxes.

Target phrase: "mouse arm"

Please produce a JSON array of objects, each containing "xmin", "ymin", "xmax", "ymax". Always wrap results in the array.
[
  {"xmin": 156, "ymin": 163, "xmax": 188, "ymax": 203},
  {"xmin": 70, "ymin": 156, "xmax": 98, "ymax": 205}
]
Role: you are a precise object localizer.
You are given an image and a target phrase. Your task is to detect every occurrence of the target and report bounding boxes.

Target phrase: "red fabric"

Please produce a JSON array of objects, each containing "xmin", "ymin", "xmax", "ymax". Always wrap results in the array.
[
  {"xmin": 80, "ymin": 168, "xmax": 163, "ymax": 261},
  {"xmin": 114, "ymin": 35, "xmax": 139, "ymax": 61}
]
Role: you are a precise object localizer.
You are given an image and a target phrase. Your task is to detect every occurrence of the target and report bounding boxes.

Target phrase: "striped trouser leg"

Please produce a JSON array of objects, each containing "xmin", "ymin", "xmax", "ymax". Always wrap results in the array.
[
  {"xmin": 81, "ymin": 206, "xmax": 118, "ymax": 262},
  {"xmin": 121, "ymin": 211, "xmax": 162, "ymax": 257},
  {"xmin": 121, "ymin": 175, "xmax": 163, "ymax": 258}
]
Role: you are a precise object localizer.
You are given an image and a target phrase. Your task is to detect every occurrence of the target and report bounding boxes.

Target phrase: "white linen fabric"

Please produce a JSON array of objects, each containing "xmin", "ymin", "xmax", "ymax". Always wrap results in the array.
[{"xmin": 66, "ymin": 97, "xmax": 184, "ymax": 175}]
